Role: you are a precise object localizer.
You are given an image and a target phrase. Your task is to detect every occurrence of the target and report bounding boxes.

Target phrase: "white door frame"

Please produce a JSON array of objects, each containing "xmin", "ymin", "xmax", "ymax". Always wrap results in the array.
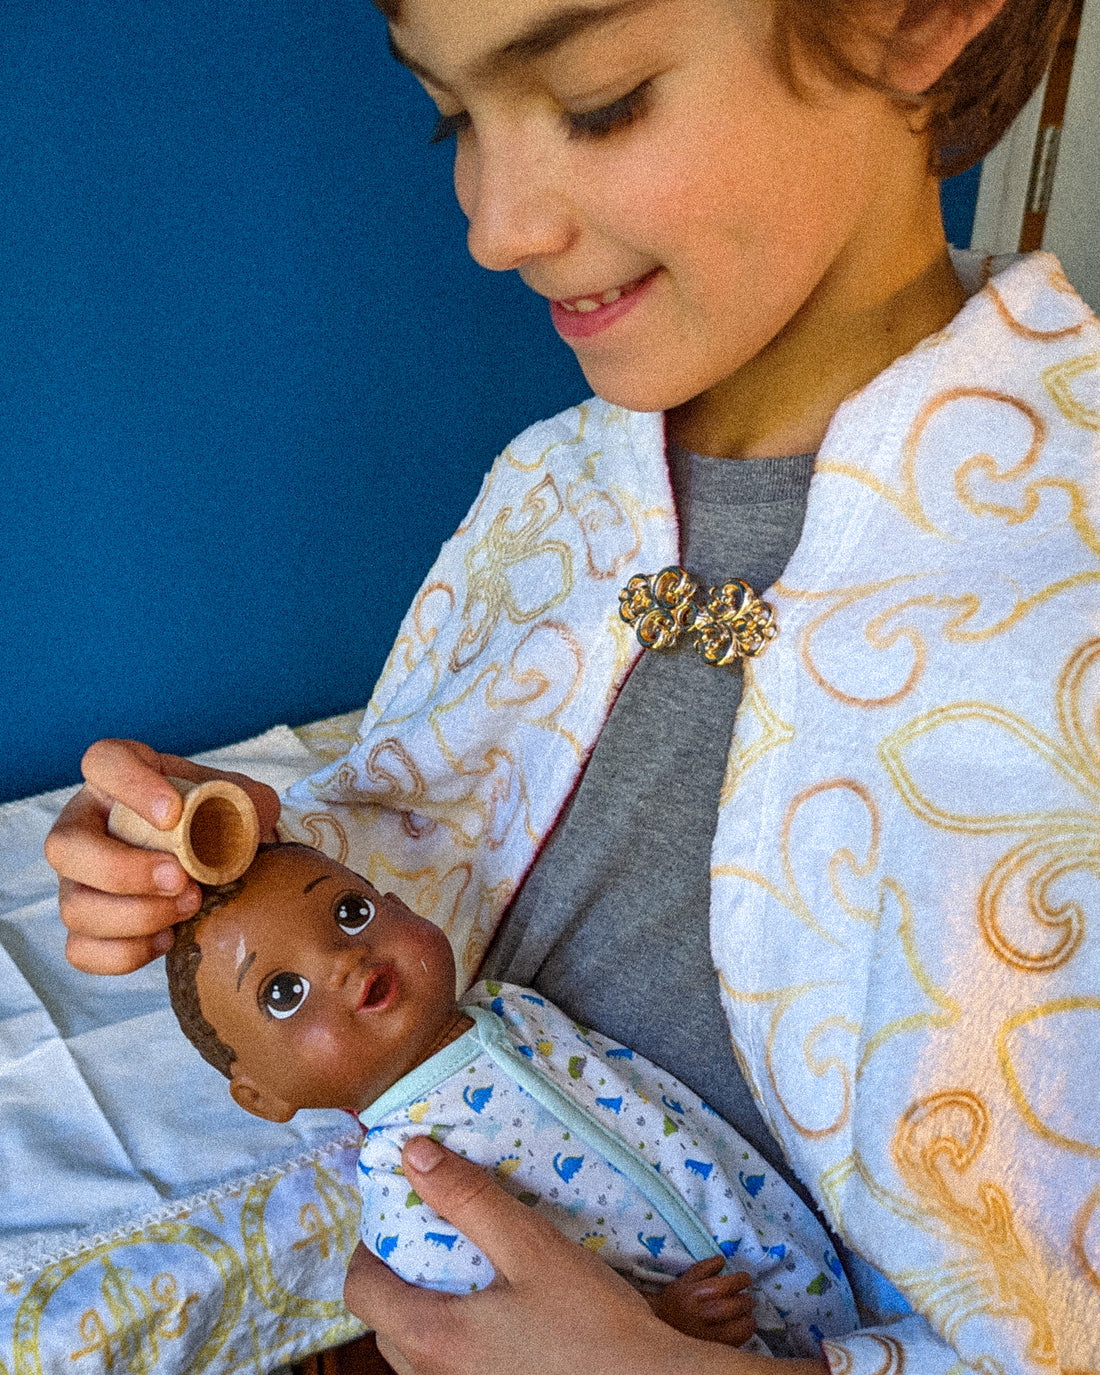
[{"xmin": 971, "ymin": 0, "xmax": 1099, "ymax": 313}]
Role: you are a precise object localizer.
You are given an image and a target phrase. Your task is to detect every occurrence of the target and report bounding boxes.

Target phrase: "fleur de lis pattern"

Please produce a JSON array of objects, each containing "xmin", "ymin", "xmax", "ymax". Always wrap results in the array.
[
  {"xmin": 282, "ymin": 402, "xmax": 677, "ymax": 974},
  {"xmin": 711, "ymin": 253, "xmax": 1100, "ymax": 1375},
  {"xmin": 277, "ymin": 252, "xmax": 1100, "ymax": 1373}
]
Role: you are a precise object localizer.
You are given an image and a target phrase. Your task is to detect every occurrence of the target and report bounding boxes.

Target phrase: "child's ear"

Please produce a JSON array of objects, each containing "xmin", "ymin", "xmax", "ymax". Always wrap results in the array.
[
  {"xmin": 863, "ymin": 0, "xmax": 1009, "ymax": 96},
  {"xmin": 229, "ymin": 1074, "xmax": 297, "ymax": 1124}
]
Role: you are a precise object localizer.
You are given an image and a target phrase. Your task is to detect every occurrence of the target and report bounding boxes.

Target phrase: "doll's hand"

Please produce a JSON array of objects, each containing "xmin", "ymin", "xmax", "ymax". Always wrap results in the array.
[
  {"xmin": 648, "ymin": 1257, "xmax": 756, "ymax": 1348},
  {"xmin": 44, "ymin": 738, "xmax": 280, "ymax": 974}
]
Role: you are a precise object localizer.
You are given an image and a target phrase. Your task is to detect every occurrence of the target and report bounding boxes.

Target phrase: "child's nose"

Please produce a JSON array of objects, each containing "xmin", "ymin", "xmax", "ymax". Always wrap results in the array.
[{"xmin": 458, "ymin": 131, "xmax": 575, "ymax": 273}]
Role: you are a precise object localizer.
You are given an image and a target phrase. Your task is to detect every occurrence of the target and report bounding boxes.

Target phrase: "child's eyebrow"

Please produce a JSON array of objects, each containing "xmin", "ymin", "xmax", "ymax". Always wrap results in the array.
[
  {"xmin": 388, "ymin": 0, "xmax": 662, "ymax": 89},
  {"xmin": 303, "ymin": 874, "xmax": 332, "ymax": 894},
  {"xmin": 236, "ymin": 950, "xmax": 256, "ymax": 992}
]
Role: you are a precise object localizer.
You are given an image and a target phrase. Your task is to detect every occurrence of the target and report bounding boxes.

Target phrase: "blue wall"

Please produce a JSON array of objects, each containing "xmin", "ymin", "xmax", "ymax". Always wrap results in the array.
[
  {"xmin": 0, "ymin": 3, "xmax": 983, "ymax": 803},
  {"xmin": 0, "ymin": 2, "xmax": 587, "ymax": 803}
]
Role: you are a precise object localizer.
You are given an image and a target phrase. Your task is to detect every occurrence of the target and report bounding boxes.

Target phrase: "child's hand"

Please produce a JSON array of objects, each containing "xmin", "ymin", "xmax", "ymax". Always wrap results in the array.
[
  {"xmin": 44, "ymin": 739, "xmax": 280, "ymax": 974},
  {"xmin": 646, "ymin": 1255, "xmax": 756, "ymax": 1347}
]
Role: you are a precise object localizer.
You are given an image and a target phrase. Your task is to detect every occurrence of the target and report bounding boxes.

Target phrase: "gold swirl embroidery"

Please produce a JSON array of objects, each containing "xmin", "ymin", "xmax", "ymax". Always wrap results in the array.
[
  {"xmin": 69, "ymin": 1265, "xmax": 199, "ymax": 1370},
  {"xmin": 997, "ymin": 998, "xmax": 1100, "ymax": 1157},
  {"xmin": 241, "ymin": 1164, "xmax": 358, "ymax": 1323},
  {"xmin": 820, "ymin": 1333, "xmax": 905, "ymax": 1375},
  {"xmin": 1071, "ymin": 1185, "xmax": 1100, "ymax": 1291},
  {"xmin": 291, "ymin": 811, "xmax": 349, "ymax": 864},
  {"xmin": 718, "ymin": 669, "xmax": 794, "ymax": 806},
  {"xmin": 565, "ymin": 458, "xmax": 643, "ymax": 581},
  {"xmin": 951, "ymin": 385, "xmax": 1100, "ymax": 558},
  {"xmin": 450, "ymin": 474, "xmax": 574, "ymax": 672},
  {"xmin": 361, "ymin": 737, "xmax": 427, "ymax": 808},
  {"xmin": 717, "ymin": 972, "xmax": 854, "ymax": 1140},
  {"xmin": 1043, "ymin": 352, "xmax": 1100, "ymax": 432},
  {"xmin": 892, "ymin": 1092, "xmax": 1055, "ymax": 1366},
  {"xmin": 15, "ymin": 1224, "xmax": 245, "ymax": 1375},
  {"xmin": 717, "ymin": 781, "xmax": 957, "ymax": 1138},
  {"xmin": 427, "ymin": 623, "xmax": 585, "ymax": 847},
  {"xmin": 881, "ymin": 639, "xmax": 1100, "ymax": 972},
  {"xmin": 505, "ymin": 403, "xmax": 589, "ymax": 472},
  {"xmin": 987, "ymin": 267, "xmax": 1089, "ymax": 341},
  {"xmin": 461, "ymin": 878, "xmax": 515, "ymax": 978}
]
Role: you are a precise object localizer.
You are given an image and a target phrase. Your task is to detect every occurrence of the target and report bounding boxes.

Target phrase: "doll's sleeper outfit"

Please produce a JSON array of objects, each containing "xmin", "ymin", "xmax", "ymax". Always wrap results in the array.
[{"xmin": 357, "ymin": 981, "xmax": 859, "ymax": 1358}]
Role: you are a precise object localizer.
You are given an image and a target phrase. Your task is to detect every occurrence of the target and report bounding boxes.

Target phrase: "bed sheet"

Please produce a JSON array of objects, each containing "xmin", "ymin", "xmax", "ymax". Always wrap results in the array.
[{"xmin": 0, "ymin": 718, "xmax": 370, "ymax": 1374}]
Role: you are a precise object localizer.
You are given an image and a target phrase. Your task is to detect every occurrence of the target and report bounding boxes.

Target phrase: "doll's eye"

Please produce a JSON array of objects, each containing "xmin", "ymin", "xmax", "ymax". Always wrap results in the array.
[
  {"xmin": 335, "ymin": 891, "xmax": 375, "ymax": 934},
  {"xmin": 261, "ymin": 972, "xmax": 310, "ymax": 1019}
]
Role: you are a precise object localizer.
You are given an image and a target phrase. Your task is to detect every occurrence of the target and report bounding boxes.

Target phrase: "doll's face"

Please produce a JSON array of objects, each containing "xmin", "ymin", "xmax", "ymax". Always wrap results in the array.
[{"xmin": 193, "ymin": 846, "xmax": 464, "ymax": 1120}]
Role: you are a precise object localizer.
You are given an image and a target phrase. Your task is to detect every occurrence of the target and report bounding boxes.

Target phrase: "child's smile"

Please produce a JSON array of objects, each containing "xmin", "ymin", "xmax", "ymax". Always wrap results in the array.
[{"xmin": 391, "ymin": 0, "xmax": 965, "ymax": 457}]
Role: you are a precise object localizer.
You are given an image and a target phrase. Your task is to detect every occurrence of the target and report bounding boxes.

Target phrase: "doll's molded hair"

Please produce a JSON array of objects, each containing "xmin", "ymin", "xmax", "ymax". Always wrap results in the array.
[
  {"xmin": 164, "ymin": 841, "xmax": 323, "ymax": 1079},
  {"xmin": 165, "ymin": 890, "xmax": 243, "ymax": 1080}
]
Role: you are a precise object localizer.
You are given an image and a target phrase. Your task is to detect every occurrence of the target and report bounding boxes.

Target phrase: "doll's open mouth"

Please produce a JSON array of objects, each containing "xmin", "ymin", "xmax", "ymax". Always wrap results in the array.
[{"xmin": 358, "ymin": 966, "xmax": 397, "ymax": 1012}]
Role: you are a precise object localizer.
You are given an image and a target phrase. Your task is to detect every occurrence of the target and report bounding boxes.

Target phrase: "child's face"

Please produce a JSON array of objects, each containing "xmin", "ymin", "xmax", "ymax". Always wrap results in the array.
[
  {"xmin": 193, "ymin": 847, "xmax": 461, "ymax": 1120},
  {"xmin": 391, "ymin": 0, "xmax": 927, "ymax": 417}
]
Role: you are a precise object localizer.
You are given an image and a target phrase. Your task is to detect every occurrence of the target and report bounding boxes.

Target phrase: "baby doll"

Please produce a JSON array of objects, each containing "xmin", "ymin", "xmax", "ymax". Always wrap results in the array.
[{"xmin": 166, "ymin": 842, "xmax": 858, "ymax": 1357}]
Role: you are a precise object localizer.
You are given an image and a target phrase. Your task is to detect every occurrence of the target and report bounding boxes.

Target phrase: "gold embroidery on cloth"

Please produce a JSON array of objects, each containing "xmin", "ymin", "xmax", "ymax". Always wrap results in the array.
[
  {"xmin": 881, "ymin": 638, "xmax": 1100, "ymax": 972},
  {"xmin": 1071, "ymin": 1186, "xmax": 1100, "ymax": 1291},
  {"xmin": 892, "ymin": 1092, "xmax": 1055, "ymax": 1366},
  {"xmin": 450, "ymin": 475, "xmax": 574, "ymax": 672},
  {"xmin": 15, "ymin": 1225, "xmax": 245, "ymax": 1375},
  {"xmin": 69, "ymin": 1265, "xmax": 199, "ymax": 1370},
  {"xmin": 1043, "ymin": 352, "xmax": 1100, "ymax": 432},
  {"xmin": 241, "ymin": 1165, "xmax": 358, "ymax": 1323},
  {"xmin": 997, "ymin": 998, "xmax": 1100, "ymax": 1155}
]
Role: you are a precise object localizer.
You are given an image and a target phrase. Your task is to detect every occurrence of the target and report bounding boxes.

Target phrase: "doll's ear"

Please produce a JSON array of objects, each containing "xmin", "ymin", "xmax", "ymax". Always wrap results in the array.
[{"xmin": 230, "ymin": 1074, "xmax": 297, "ymax": 1123}]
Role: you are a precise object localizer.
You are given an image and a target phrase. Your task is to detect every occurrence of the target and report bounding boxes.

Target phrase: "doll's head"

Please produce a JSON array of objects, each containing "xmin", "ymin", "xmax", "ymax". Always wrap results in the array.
[{"xmin": 165, "ymin": 843, "xmax": 466, "ymax": 1122}]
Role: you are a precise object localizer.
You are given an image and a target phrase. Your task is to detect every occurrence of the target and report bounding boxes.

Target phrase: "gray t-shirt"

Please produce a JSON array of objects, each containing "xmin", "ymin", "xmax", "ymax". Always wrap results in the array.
[{"xmin": 483, "ymin": 444, "xmax": 815, "ymax": 1205}]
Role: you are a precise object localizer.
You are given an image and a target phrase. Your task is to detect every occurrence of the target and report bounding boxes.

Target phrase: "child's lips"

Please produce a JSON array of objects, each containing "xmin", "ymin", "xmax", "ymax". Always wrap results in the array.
[{"xmin": 357, "ymin": 965, "xmax": 398, "ymax": 1013}]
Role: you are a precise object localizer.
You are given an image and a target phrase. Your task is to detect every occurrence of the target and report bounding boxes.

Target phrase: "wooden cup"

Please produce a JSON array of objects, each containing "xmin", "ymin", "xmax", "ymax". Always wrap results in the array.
[{"xmin": 107, "ymin": 777, "xmax": 260, "ymax": 886}]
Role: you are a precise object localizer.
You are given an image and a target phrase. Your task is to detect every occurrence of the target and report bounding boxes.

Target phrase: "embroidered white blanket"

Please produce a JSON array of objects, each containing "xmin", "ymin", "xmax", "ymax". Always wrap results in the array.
[{"xmin": 284, "ymin": 250, "xmax": 1100, "ymax": 1374}]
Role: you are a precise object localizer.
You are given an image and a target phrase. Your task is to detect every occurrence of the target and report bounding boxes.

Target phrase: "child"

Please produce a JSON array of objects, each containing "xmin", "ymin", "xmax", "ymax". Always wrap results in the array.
[
  {"xmin": 166, "ymin": 841, "xmax": 858, "ymax": 1358},
  {"xmin": 49, "ymin": 0, "xmax": 1098, "ymax": 1369}
]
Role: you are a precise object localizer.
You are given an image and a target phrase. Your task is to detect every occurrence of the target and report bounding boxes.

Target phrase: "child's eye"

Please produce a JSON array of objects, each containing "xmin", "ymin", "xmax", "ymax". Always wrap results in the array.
[
  {"xmin": 261, "ymin": 972, "xmax": 310, "ymax": 1020},
  {"xmin": 566, "ymin": 80, "xmax": 651, "ymax": 140},
  {"xmin": 429, "ymin": 111, "xmax": 471, "ymax": 145},
  {"xmin": 335, "ymin": 891, "xmax": 375, "ymax": 934}
]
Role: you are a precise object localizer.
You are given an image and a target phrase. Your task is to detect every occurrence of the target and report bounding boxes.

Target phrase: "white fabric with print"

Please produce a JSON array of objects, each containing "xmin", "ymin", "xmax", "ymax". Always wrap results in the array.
[{"xmin": 357, "ymin": 982, "xmax": 858, "ymax": 1358}]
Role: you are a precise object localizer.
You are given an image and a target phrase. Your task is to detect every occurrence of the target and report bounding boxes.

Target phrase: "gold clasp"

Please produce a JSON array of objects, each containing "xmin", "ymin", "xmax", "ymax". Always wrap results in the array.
[{"xmin": 618, "ymin": 566, "xmax": 777, "ymax": 666}]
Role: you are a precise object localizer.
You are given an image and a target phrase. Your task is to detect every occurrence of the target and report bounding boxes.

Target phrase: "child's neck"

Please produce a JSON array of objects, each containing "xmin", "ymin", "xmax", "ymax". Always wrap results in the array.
[{"xmin": 668, "ymin": 190, "xmax": 966, "ymax": 461}]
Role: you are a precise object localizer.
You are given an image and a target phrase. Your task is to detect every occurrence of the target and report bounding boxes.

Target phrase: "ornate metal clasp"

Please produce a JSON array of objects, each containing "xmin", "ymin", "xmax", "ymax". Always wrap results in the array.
[{"xmin": 618, "ymin": 565, "xmax": 777, "ymax": 667}]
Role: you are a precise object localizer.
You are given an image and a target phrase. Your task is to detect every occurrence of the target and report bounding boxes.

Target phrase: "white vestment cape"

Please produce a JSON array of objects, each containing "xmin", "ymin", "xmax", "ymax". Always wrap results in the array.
[{"xmin": 285, "ymin": 251, "xmax": 1100, "ymax": 1374}]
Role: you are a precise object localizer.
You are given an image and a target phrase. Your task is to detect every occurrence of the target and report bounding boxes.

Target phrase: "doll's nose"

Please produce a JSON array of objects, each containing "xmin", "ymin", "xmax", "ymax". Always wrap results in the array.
[{"xmin": 327, "ymin": 948, "xmax": 366, "ymax": 990}]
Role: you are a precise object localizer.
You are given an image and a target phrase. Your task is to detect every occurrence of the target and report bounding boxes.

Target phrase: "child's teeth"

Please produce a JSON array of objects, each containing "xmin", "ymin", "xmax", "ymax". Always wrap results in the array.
[{"xmin": 560, "ymin": 278, "xmax": 640, "ymax": 312}]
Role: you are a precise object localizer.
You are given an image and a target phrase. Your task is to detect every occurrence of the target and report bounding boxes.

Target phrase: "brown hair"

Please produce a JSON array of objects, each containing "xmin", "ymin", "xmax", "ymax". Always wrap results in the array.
[
  {"xmin": 374, "ymin": 0, "xmax": 1074, "ymax": 177},
  {"xmin": 772, "ymin": 0, "xmax": 1076, "ymax": 175}
]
